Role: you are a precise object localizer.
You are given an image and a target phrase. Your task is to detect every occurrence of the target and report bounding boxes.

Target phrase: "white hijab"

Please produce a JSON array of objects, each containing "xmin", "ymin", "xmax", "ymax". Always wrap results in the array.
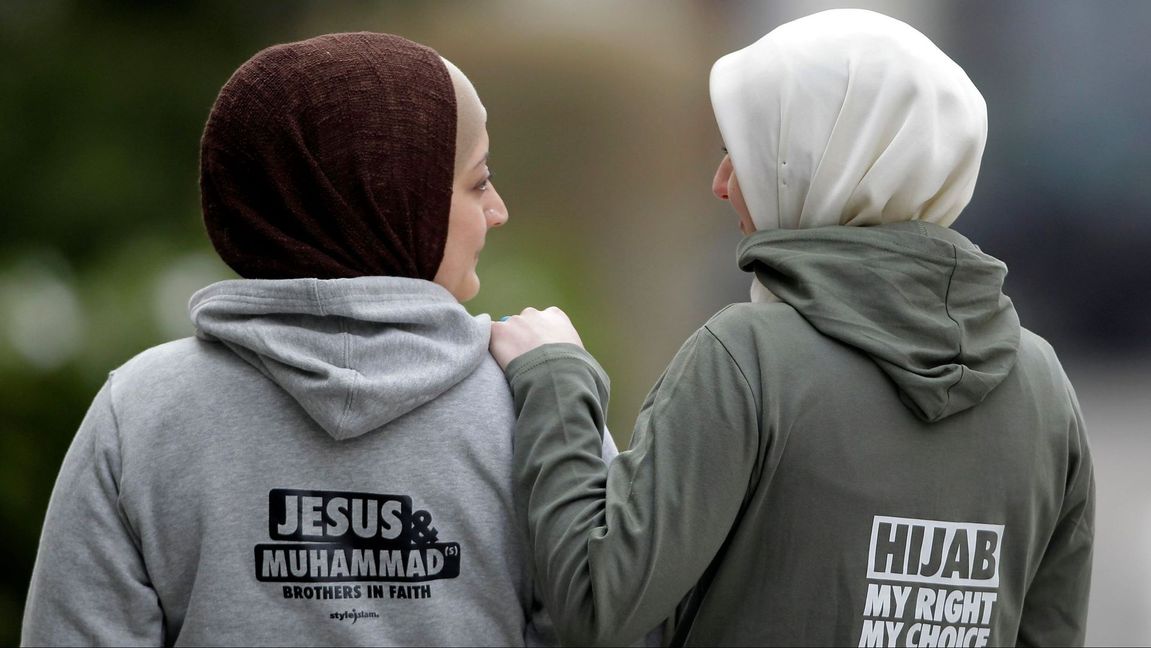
[{"xmin": 709, "ymin": 9, "xmax": 988, "ymax": 302}]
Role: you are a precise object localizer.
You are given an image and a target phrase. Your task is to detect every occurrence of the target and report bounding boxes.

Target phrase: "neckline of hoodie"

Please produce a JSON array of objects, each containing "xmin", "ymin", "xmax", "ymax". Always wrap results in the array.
[
  {"xmin": 189, "ymin": 279, "xmax": 463, "ymax": 316},
  {"xmin": 737, "ymin": 226, "xmax": 985, "ymax": 266}
]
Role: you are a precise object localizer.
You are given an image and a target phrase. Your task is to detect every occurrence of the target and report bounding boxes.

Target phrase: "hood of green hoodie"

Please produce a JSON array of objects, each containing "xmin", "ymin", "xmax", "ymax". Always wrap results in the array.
[{"xmin": 737, "ymin": 221, "xmax": 1020, "ymax": 422}]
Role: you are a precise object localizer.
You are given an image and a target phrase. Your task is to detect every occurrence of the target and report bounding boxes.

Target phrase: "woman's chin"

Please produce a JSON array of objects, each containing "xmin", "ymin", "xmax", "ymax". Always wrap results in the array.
[{"xmin": 456, "ymin": 276, "xmax": 481, "ymax": 303}]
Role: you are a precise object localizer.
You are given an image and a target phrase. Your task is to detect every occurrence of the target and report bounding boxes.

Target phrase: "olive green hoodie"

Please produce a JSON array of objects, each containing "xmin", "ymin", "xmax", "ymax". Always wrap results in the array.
[{"xmin": 505, "ymin": 222, "xmax": 1093, "ymax": 646}]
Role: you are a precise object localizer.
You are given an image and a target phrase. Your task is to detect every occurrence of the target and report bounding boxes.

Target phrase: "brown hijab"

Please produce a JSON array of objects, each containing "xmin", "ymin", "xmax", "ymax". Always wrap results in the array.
[{"xmin": 200, "ymin": 32, "xmax": 457, "ymax": 280}]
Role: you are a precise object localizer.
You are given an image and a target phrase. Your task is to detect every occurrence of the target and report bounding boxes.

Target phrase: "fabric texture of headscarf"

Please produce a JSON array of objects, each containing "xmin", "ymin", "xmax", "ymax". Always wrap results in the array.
[
  {"xmin": 200, "ymin": 32, "xmax": 457, "ymax": 281},
  {"xmin": 709, "ymin": 9, "xmax": 988, "ymax": 302}
]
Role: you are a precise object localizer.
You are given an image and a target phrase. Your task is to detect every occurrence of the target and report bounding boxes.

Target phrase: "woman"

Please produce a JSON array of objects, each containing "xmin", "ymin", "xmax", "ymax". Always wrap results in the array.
[
  {"xmin": 22, "ymin": 32, "xmax": 612, "ymax": 646},
  {"xmin": 491, "ymin": 10, "xmax": 1094, "ymax": 647}
]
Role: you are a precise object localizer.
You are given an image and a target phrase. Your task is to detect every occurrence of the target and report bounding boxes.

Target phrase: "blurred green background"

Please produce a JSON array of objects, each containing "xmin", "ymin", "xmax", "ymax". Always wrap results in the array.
[{"xmin": 2, "ymin": 1, "xmax": 1149, "ymax": 644}]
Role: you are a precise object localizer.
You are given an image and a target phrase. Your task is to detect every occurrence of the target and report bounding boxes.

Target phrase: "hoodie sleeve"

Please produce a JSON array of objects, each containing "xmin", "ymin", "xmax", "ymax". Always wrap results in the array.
[
  {"xmin": 505, "ymin": 331, "xmax": 759, "ymax": 647},
  {"xmin": 1016, "ymin": 382, "xmax": 1095, "ymax": 647},
  {"xmin": 523, "ymin": 420, "xmax": 643, "ymax": 647},
  {"xmin": 22, "ymin": 379, "xmax": 164, "ymax": 647}
]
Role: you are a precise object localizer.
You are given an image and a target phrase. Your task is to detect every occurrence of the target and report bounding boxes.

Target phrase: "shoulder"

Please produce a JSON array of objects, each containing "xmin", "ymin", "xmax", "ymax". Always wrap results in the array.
[
  {"xmin": 112, "ymin": 336, "xmax": 239, "ymax": 380},
  {"xmin": 704, "ymin": 301, "xmax": 802, "ymax": 334},
  {"xmin": 1018, "ymin": 326, "xmax": 1059, "ymax": 360},
  {"xmin": 701, "ymin": 301, "xmax": 811, "ymax": 356},
  {"xmin": 1014, "ymin": 327, "xmax": 1082, "ymax": 421},
  {"xmin": 684, "ymin": 302, "xmax": 805, "ymax": 395},
  {"xmin": 106, "ymin": 336, "xmax": 255, "ymax": 410},
  {"xmin": 1016, "ymin": 327, "xmax": 1074, "ymax": 389},
  {"xmin": 454, "ymin": 353, "xmax": 516, "ymax": 412}
]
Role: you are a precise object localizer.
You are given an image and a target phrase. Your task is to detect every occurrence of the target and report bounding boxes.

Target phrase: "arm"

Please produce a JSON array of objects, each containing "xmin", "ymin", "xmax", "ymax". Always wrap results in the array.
[
  {"xmin": 504, "ymin": 328, "xmax": 759, "ymax": 646},
  {"xmin": 1016, "ymin": 384, "xmax": 1095, "ymax": 646},
  {"xmin": 22, "ymin": 380, "xmax": 164, "ymax": 647},
  {"xmin": 525, "ymin": 429, "xmax": 620, "ymax": 647}
]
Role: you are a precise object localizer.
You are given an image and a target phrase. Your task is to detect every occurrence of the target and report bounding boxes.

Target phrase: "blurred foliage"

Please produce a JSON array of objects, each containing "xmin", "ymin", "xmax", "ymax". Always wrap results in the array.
[{"xmin": 0, "ymin": 1, "xmax": 310, "ymax": 641}]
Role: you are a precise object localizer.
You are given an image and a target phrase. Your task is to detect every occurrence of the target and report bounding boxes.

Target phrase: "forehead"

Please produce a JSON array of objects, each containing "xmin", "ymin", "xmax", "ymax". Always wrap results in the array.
[{"xmin": 466, "ymin": 128, "xmax": 490, "ymax": 163}]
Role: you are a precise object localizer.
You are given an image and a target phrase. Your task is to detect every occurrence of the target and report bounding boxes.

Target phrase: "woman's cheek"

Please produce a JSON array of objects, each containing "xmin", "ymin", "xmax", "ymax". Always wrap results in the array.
[{"xmin": 471, "ymin": 208, "xmax": 489, "ymax": 256}]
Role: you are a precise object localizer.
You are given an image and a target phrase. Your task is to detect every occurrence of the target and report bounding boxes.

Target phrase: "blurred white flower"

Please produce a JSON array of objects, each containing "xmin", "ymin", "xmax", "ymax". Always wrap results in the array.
[
  {"xmin": 0, "ymin": 260, "xmax": 84, "ymax": 371},
  {"xmin": 151, "ymin": 252, "xmax": 232, "ymax": 340}
]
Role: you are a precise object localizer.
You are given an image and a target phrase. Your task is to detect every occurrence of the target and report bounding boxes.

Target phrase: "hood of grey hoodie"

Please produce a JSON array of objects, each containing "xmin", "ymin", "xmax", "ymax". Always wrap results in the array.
[
  {"xmin": 737, "ymin": 221, "xmax": 1020, "ymax": 422},
  {"xmin": 189, "ymin": 277, "xmax": 490, "ymax": 440}
]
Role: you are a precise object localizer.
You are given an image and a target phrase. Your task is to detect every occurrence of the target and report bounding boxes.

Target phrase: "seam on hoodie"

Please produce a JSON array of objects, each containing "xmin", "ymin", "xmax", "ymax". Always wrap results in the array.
[
  {"xmin": 191, "ymin": 294, "xmax": 321, "ymax": 314},
  {"xmin": 774, "ymin": 53, "xmax": 788, "ymax": 229},
  {"xmin": 335, "ymin": 317, "xmax": 357, "ymax": 438},
  {"xmin": 939, "ymin": 242, "xmax": 966, "ymax": 418},
  {"xmin": 702, "ymin": 325, "xmax": 763, "ymax": 423},
  {"xmin": 311, "ymin": 279, "xmax": 326, "ymax": 316},
  {"xmin": 701, "ymin": 324, "xmax": 767, "ymax": 532},
  {"xmin": 104, "ymin": 371, "xmax": 128, "ymax": 491},
  {"xmin": 103, "ymin": 372, "xmax": 148, "ymax": 551}
]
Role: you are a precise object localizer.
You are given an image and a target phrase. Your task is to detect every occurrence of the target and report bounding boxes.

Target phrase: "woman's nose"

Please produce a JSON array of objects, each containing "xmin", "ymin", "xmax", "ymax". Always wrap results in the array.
[
  {"xmin": 486, "ymin": 186, "xmax": 509, "ymax": 228},
  {"xmin": 713, "ymin": 155, "xmax": 732, "ymax": 201}
]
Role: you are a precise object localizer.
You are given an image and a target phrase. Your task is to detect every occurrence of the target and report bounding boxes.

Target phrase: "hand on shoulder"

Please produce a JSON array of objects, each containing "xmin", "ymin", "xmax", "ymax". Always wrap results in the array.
[{"xmin": 490, "ymin": 306, "xmax": 584, "ymax": 370}]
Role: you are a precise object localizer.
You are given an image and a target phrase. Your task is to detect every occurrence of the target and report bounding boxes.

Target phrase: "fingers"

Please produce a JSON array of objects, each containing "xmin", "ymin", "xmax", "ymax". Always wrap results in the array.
[
  {"xmin": 488, "ymin": 305, "xmax": 584, "ymax": 370},
  {"xmin": 495, "ymin": 306, "xmax": 568, "ymax": 323},
  {"xmin": 521, "ymin": 306, "xmax": 569, "ymax": 320}
]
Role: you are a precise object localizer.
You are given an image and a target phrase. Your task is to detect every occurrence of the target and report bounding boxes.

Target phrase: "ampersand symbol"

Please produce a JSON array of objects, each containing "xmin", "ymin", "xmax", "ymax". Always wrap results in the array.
[{"xmin": 410, "ymin": 510, "xmax": 438, "ymax": 545}]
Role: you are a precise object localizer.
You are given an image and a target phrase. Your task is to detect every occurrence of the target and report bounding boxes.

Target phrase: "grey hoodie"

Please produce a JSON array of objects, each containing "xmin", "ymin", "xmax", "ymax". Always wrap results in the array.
[
  {"xmin": 23, "ymin": 277, "xmax": 594, "ymax": 646},
  {"xmin": 504, "ymin": 222, "xmax": 1093, "ymax": 646}
]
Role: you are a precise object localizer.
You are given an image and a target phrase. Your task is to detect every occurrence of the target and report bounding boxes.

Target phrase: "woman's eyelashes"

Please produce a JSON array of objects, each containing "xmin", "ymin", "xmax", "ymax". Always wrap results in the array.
[{"xmin": 474, "ymin": 169, "xmax": 493, "ymax": 192}]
